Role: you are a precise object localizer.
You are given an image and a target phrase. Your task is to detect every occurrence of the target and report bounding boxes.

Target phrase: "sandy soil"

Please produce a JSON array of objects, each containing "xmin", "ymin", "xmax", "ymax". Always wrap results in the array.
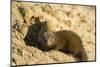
[{"xmin": 12, "ymin": 1, "xmax": 96, "ymax": 66}]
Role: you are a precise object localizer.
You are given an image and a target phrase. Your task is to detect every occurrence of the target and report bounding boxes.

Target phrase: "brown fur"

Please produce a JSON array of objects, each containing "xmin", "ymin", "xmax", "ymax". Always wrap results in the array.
[{"xmin": 43, "ymin": 30, "xmax": 88, "ymax": 61}]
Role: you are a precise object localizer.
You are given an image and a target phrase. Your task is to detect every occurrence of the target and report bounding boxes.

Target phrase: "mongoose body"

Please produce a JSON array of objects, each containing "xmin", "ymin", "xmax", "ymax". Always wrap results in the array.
[{"xmin": 43, "ymin": 30, "xmax": 88, "ymax": 61}]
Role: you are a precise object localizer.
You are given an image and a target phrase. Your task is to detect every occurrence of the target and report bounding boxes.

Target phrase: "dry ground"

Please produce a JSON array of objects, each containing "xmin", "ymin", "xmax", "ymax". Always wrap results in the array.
[{"xmin": 12, "ymin": 1, "xmax": 96, "ymax": 66}]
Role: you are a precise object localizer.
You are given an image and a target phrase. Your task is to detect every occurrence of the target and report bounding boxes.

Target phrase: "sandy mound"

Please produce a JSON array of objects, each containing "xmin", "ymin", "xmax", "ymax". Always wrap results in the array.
[{"xmin": 12, "ymin": 1, "xmax": 96, "ymax": 66}]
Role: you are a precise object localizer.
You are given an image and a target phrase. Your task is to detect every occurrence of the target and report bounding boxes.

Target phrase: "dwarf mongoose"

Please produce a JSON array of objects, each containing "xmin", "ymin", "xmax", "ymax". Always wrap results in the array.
[{"xmin": 24, "ymin": 17, "xmax": 88, "ymax": 62}]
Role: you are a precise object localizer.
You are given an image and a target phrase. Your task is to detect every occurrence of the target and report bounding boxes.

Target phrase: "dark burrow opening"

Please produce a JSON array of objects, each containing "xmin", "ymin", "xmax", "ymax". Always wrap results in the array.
[{"xmin": 24, "ymin": 17, "xmax": 49, "ymax": 51}]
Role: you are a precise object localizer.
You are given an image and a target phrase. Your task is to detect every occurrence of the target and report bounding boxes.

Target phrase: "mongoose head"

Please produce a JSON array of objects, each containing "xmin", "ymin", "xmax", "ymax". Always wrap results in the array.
[{"xmin": 43, "ymin": 32, "xmax": 55, "ymax": 47}]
